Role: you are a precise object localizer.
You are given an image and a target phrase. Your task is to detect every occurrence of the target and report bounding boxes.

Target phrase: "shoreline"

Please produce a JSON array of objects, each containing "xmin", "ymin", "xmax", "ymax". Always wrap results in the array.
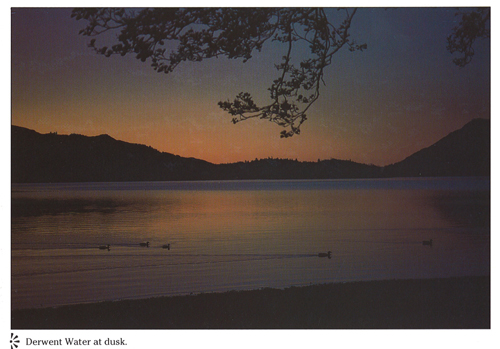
[{"xmin": 12, "ymin": 276, "xmax": 490, "ymax": 329}]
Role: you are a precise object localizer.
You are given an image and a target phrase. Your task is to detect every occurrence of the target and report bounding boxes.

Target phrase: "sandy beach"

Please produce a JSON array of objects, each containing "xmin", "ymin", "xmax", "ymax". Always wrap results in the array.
[{"xmin": 11, "ymin": 276, "xmax": 489, "ymax": 329}]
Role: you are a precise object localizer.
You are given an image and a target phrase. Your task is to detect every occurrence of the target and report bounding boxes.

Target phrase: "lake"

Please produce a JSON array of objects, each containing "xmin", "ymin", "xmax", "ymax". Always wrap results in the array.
[{"xmin": 11, "ymin": 178, "xmax": 490, "ymax": 310}]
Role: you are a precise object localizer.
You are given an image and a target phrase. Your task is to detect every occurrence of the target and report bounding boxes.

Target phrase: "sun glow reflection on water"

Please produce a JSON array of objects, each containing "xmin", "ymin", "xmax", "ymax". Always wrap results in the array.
[{"xmin": 11, "ymin": 178, "xmax": 490, "ymax": 309}]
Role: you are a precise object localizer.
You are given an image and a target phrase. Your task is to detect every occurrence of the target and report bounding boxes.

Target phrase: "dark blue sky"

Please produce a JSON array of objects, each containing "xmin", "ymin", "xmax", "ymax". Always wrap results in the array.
[{"xmin": 11, "ymin": 7, "xmax": 490, "ymax": 165}]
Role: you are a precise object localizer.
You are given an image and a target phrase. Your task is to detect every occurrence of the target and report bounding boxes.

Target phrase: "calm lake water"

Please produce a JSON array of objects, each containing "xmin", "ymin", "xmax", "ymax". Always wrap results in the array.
[{"xmin": 11, "ymin": 178, "xmax": 490, "ymax": 309}]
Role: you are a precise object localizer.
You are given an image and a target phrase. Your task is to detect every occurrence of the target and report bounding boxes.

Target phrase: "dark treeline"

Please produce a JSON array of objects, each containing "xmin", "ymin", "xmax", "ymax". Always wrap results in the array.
[{"xmin": 11, "ymin": 118, "xmax": 489, "ymax": 183}]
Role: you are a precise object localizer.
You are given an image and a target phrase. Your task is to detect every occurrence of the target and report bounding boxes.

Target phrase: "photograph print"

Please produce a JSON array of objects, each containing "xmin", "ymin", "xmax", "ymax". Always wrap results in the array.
[{"xmin": 11, "ymin": 7, "xmax": 490, "ymax": 329}]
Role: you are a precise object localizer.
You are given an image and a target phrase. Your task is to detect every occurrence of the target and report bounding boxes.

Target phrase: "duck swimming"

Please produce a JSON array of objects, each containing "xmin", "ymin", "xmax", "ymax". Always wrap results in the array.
[
  {"xmin": 99, "ymin": 244, "xmax": 110, "ymax": 251},
  {"xmin": 318, "ymin": 251, "xmax": 332, "ymax": 259},
  {"xmin": 422, "ymin": 239, "xmax": 433, "ymax": 246},
  {"xmin": 139, "ymin": 242, "xmax": 150, "ymax": 247}
]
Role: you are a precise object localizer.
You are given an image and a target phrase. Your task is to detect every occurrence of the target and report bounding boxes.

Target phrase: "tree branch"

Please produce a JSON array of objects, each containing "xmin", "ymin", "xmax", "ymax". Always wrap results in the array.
[{"xmin": 72, "ymin": 7, "xmax": 365, "ymax": 137}]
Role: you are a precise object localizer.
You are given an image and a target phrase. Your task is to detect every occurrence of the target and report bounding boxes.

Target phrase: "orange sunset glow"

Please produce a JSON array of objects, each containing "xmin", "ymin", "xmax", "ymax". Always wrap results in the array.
[
  {"xmin": 11, "ymin": 8, "xmax": 490, "ymax": 166},
  {"xmin": 10, "ymin": 7, "xmax": 492, "ymax": 335}
]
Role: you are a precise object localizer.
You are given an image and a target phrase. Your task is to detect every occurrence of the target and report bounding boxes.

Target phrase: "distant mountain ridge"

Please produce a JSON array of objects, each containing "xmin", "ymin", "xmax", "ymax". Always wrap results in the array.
[
  {"xmin": 382, "ymin": 118, "xmax": 490, "ymax": 178},
  {"xmin": 11, "ymin": 119, "xmax": 490, "ymax": 183},
  {"xmin": 11, "ymin": 127, "xmax": 216, "ymax": 183}
]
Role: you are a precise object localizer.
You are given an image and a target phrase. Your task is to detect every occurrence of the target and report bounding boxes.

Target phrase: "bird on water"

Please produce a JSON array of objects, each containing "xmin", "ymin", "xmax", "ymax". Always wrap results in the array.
[{"xmin": 318, "ymin": 251, "xmax": 332, "ymax": 259}]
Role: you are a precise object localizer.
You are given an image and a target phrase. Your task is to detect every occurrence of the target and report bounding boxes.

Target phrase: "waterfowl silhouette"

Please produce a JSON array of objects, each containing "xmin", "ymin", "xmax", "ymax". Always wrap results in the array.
[
  {"xmin": 318, "ymin": 251, "xmax": 332, "ymax": 259},
  {"xmin": 162, "ymin": 244, "xmax": 170, "ymax": 250},
  {"xmin": 139, "ymin": 242, "xmax": 150, "ymax": 247},
  {"xmin": 422, "ymin": 239, "xmax": 433, "ymax": 246},
  {"xmin": 99, "ymin": 244, "xmax": 110, "ymax": 251}
]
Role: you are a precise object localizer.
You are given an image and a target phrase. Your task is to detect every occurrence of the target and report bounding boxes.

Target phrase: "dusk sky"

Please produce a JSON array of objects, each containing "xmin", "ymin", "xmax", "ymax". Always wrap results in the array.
[{"xmin": 11, "ymin": 7, "xmax": 490, "ymax": 166}]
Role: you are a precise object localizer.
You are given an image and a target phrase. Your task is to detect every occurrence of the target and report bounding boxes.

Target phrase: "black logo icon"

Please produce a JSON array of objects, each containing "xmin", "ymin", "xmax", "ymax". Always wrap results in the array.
[{"xmin": 11, "ymin": 333, "xmax": 20, "ymax": 349}]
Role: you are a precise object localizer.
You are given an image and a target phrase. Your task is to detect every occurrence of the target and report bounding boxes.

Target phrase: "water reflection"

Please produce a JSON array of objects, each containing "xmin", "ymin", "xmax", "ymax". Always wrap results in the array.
[
  {"xmin": 429, "ymin": 190, "xmax": 490, "ymax": 229},
  {"xmin": 11, "ymin": 178, "xmax": 490, "ymax": 309},
  {"xmin": 12, "ymin": 197, "xmax": 124, "ymax": 217}
]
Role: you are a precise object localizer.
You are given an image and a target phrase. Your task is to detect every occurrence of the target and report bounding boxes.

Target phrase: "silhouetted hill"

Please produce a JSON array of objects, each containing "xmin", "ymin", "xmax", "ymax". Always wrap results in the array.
[
  {"xmin": 216, "ymin": 158, "xmax": 381, "ymax": 180},
  {"xmin": 382, "ymin": 118, "xmax": 490, "ymax": 177},
  {"xmin": 11, "ymin": 127, "xmax": 216, "ymax": 183},
  {"xmin": 11, "ymin": 126, "xmax": 381, "ymax": 182},
  {"xmin": 11, "ymin": 119, "xmax": 490, "ymax": 183}
]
